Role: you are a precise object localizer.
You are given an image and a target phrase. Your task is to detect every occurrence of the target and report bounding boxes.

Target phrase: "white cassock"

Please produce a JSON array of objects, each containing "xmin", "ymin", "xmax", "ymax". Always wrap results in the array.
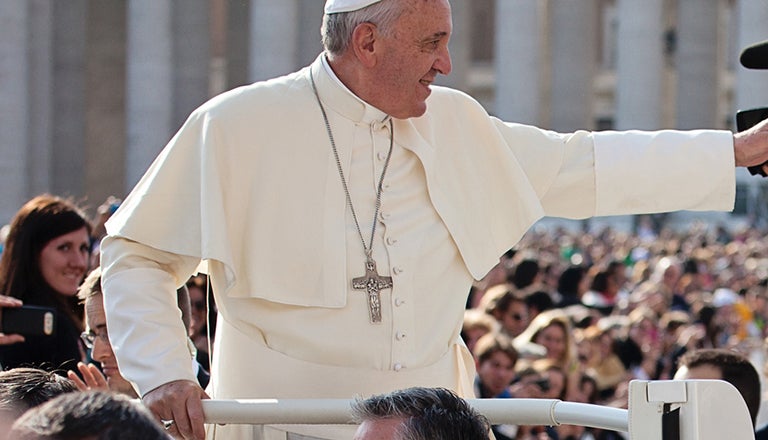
[{"xmin": 100, "ymin": 54, "xmax": 735, "ymax": 439}]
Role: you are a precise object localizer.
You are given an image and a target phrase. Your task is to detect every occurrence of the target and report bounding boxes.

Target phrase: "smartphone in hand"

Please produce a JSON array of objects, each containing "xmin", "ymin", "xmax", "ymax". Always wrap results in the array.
[{"xmin": 1, "ymin": 305, "xmax": 56, "ymax": 336}]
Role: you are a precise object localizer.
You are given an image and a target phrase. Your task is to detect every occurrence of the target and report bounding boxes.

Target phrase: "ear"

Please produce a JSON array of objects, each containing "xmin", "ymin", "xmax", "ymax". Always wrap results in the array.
[{"xmin": 350, "ymin": 22, "xmax": 379, "ymax": 68}]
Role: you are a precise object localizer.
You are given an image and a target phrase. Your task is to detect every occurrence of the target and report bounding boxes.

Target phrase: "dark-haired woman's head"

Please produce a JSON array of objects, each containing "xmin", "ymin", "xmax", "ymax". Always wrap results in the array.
[{"xmin": 0, "ymin": 195, "xmax": 91, "ymax": 301}]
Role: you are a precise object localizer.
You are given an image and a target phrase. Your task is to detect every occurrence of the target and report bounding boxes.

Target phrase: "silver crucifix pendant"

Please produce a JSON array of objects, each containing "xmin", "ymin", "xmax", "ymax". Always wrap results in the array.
[{"xmin": 352, "ymin": 258, "xmax": 393, "ymax": 323}]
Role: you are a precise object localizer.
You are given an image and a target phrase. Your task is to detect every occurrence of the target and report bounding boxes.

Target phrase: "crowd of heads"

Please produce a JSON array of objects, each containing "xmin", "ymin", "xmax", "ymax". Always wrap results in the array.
[
  {"xmin": 464, "ymin": 217, "xmax": 768, "ymax": 438},
  {"xmin": 0, "ymin": 189, "xmax": 766, "ymax": 437},
  {"xmin": 0, "ymin": 194, "xmax": 214, "ymax": 436}
]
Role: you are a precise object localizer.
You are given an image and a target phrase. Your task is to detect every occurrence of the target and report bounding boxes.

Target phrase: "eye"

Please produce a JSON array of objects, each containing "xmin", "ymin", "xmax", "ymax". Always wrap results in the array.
[{"xmin": 421, "ymin": 40, "xmax": 441, "ymax": 52}]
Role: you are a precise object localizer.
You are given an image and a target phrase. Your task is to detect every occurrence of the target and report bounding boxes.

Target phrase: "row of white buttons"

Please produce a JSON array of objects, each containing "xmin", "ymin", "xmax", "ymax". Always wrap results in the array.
[{"xmin": 371, "ymin": 126, "xmax": 405, "ymax": 375}]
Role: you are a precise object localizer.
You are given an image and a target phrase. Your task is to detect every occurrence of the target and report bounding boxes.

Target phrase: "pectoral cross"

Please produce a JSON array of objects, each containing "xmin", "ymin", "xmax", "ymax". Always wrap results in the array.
[{"xmin": 352, "ymin": 258, "xmax": 393, "ymax": 324}]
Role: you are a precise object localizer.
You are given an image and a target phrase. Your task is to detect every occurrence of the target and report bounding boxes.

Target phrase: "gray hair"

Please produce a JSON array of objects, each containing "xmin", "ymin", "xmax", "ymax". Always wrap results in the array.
[
  {"xmin": 321, "ymin": 0, "xmax": 405, "ymax": 55},
  {"xmin": 351, "ymin": 387, "xmax": 491, "ymax": 440}
]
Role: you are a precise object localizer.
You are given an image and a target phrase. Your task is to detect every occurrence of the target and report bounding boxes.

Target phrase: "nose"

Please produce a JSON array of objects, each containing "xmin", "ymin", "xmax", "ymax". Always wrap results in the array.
[
  {"xmin": 434, "ymin": 45, "xmax": 452, "ymax": 76},
  {"xmin": 91, "ymin": 337, "xmax": 113, "ymax": 363},
  {"xmin": 72, "ymin": 249, "xmax": 89, "ymax": 269}
]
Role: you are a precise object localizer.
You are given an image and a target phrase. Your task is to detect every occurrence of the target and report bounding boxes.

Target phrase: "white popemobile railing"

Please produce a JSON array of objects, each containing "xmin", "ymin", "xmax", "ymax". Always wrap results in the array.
[{"xmin": 200, "ymin": 380, "xmax": 756, "ymax": 440}]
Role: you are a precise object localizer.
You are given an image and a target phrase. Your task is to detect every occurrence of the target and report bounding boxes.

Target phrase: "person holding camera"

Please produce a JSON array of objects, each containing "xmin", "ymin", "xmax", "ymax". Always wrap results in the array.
[{"xmin": 0, "ymin": 195, "xmax": 91, "ymax": 374}]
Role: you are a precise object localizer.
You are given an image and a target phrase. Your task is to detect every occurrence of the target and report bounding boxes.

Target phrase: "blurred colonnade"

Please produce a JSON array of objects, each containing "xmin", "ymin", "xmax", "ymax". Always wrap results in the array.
[{"xmin": 0, "ymin": 0, "xmax": 768, "ymax": 223}]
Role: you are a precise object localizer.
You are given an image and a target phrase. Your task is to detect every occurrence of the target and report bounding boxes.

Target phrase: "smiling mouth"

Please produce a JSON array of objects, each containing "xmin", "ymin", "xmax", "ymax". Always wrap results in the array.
[{"xmin": 63, "ymin": 272, "xmax": 84, "ymax": 282}]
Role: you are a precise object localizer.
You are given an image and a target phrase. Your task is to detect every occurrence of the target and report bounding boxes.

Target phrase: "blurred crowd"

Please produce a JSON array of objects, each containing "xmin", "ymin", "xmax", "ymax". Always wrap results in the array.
[
  {"xmin": 464, "ymin": 216, "xmax": 768, "ymax": 439},
  {"xmin": 1, "ymin": 192, "xmax": 767, "ymax": 438}
]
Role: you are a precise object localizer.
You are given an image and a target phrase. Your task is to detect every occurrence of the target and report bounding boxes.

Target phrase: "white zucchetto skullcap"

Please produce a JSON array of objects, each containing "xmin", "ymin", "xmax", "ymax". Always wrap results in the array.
[{"xmin": 325, "ymin": 0, "xmax": 383, "ymax": 14}]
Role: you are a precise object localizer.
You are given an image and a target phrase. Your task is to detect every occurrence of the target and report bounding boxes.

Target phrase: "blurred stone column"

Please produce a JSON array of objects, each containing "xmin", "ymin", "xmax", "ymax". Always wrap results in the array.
[
  {"xmin": 494, "ymin": 0, "xmax": 543, "ymax": 125},
  {"xmin": 297, "ymin": 1, "xmax": 325, "ymax": 66},
  {"xmin": 614, "ymin": 0, "xmax": 664, "ymax": 130},
  {"xmin": 172, "ymin": 0, "xmax": 210, "ymax": 129},
  {"xmin": 549, "ymin": 0, "xmax": 598, "ymax": 131},
  {"xmin": 0, "ymin": 1, "xmax": 29, "ymax": 222},
  {"xmin": 226, "ymin": 0, "xmax": 250, "ymax": 89},
  {"xmin": 734, "ymin": 0, "xmax": 768, "ymax": 113},
  {"xmin": 249, "ymin": 0, "xmax": 299, "ymax": 81},
  {"xmin": 436, "ymin": 0, "xmax": 470, "ymax": 92},
  {"xmin": 126, "ymin": 0, "xmax": 173, "ymax": 189},
  {"xmin": 52, "ymin": 0, "xmax": 87, "ymax": 197},
  {"xmin": 85, "ymin": 0, "xmax": 126, "ymax": 204},
  {"xmin": 27, "ymin": 0, "xmax": 54, "ymax": 199},
  {"xmin": 675, "ymin": 0, "xmax": 719, "ymax": 129}
]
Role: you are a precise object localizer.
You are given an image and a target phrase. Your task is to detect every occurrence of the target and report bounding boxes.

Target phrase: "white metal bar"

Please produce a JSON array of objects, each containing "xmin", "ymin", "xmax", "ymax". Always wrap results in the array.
[
  {"xmin": 549, "ymin": 401, "xmax": 628, "ymax": 432},
  {"xmin": 201, "ymin": 398, "xmax": 629, "ymax": 432}
]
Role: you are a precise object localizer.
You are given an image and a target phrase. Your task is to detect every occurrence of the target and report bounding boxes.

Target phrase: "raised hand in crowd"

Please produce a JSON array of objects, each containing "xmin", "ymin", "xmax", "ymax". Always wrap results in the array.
[
  {"xmin": 0, "ymin": 295, "xmax": 24, "ymax": 346},
  {"xmin": 66, "ymin": 362, "xmax": 108, "ymax": 392}
]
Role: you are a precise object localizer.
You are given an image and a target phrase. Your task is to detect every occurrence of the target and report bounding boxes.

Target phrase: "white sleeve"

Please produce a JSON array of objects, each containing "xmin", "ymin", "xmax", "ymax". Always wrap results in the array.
[
  {"xmin": 100, "ymin": 236, "xmax": 202, "ymax": 396},
  {"xmin": 592, "ymin": 129, "xmax": 735, "ymax": 215}
]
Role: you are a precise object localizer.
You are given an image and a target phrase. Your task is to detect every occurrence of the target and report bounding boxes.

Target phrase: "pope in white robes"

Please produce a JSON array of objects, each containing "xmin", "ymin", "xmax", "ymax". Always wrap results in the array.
[{"xmin": 99, "ymin": 0, "xmax": 768, "ymax": 439}]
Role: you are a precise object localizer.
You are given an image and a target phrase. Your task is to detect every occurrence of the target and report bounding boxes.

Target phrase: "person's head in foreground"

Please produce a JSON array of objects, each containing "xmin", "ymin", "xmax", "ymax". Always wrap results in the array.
[
  {"xmin": 9, "ymin": 390, "xmax": 171, "ymax": 440},
  {"xmin": 351, "ymin": 386, "xmax": 491, "ymax": 440},
  {"xmin": 674, "ymin": 348, "xmax": 760, "ymax": 427},
  {"xmin": 0, "ymin": 368, "xmax": 78, "ymax": 439}
]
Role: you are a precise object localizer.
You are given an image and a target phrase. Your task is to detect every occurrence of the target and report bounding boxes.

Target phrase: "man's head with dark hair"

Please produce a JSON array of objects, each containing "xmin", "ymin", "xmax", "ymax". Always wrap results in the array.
[
  {"xmin": 9, "ymin": 390, "xmax": 170, "ymax": 439},
  {"xmin": 674, "ymin": 348, "xmax": 761, "ymax": 427},
  {"xmin": 351, "ymin": 387, "xmax": 490, "ymax": 440},
  {"xmin": 0, "ymin": 367, "xmax": 77, "ymax": 418},
  {"xmin": 557, "ymin": 265, "xmax": 586, "ymax": 297},
  {"xmin": 486, "ymin": 291, "xmax": 529, "ymax": 338},
  {"xmin": 525, "ymin": 290, "xmax": 554, "ymax": 315},
  {"xmin": 510, "ymin": 259, "xmax": 540, "ymax": 290}
]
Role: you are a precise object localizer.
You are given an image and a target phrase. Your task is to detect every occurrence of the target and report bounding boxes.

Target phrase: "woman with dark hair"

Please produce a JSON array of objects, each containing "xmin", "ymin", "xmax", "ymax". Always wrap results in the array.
[{"xmin": 0, "ymin": 195, "xmax": 91, "ymax": 373}]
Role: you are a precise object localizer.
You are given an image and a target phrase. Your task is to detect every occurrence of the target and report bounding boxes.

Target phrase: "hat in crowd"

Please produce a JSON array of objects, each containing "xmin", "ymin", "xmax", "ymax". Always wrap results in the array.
[
  {"xmin": 740, "ymin": 39, "xmax": 768, "ymax": 69},
  {"xmin": 712, "ymin": 288, "xmax": 739, "ymax": 308},
  {"xmin": 325, "ymin": 0, "xmax": 382, "ymax": 14}
]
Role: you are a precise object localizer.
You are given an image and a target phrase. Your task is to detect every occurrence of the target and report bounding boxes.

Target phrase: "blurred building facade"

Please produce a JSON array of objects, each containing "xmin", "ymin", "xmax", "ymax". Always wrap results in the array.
[{"xmin": 1, "ymin": 0, "xmax": 768, "ymax": 228}]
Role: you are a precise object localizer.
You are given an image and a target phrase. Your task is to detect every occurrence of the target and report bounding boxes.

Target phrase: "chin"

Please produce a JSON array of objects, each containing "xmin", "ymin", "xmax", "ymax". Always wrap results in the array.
[
  {"xmin": 54, "ymin": 285, "xmax": 79, "ymax": 297},
  {"xmin": 402, "ymin": 103, "xmax": 428, "ymax": 119}
]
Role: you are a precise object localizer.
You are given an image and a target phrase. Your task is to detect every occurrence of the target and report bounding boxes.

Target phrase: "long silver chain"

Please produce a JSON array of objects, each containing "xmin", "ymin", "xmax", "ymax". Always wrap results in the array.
[{"xmin": 310, "ymin": 72, "xmax": 394, "ymax": 259}]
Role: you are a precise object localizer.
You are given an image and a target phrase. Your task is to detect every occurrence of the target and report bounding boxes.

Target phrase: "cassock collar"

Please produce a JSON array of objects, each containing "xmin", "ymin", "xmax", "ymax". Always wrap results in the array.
[{"xmin": 313, "ymin": 54, "xmax": 390, "ymax": 126}]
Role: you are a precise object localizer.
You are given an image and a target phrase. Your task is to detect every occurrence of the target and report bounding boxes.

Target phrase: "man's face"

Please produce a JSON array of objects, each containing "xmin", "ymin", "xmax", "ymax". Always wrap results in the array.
[
  {"xmin": 477, "ymin": 351, "xmax": 517, "ymax": 397},
  {"xmin": 369, "ymin": 0, "xmax": 452, "ymax": 118},
  {"xmin": 500, "ymin": 301, "xmax": 529, "ymax": 337},
  {"xmin": 85, "ymin": 294, "xmax": 136, "ymax": 395},
  {"xmin": 354, "ymin": 417, "xmax": 404, "ymax": 440}
]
